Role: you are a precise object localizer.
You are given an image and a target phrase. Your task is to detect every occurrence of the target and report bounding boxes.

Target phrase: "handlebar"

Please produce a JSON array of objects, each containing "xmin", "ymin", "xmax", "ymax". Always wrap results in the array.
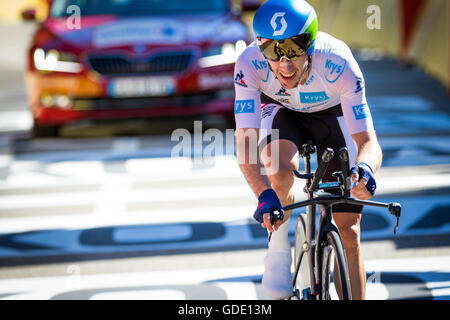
[
  {"xmin": 309, "ymin": 148, "xmax": 333, "ymax": 192},
  {"xmin": 270, "ymin": 209, "xmax": 284, "ymax": 225},
  {"xmin": 269, "ymin": 146, "xmax": 402, "ymax": 235},
  {"xmin": 338, "ymin": 147, "xmax": 351, "ymax": 197},
  {"xmin": 282, "ymin": 194, "xmax": 402, "ymax": 234}
]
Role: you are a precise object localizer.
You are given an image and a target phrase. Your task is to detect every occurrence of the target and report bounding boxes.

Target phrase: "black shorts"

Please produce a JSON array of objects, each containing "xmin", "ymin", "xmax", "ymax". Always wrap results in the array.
[{"xmin": 258, "ymin": 96, "xmax": 362, "ymax": 213}]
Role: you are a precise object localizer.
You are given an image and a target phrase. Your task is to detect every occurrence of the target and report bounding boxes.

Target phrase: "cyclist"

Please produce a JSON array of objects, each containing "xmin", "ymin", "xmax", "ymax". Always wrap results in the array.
[{"xmin": 234, "ymin": 0, "xmax": 381, "ymax": 300}]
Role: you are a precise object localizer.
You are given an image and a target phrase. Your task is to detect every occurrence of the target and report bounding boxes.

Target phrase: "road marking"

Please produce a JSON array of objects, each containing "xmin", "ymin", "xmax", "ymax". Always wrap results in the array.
[
  {"xmin": 0, "ymin": 110, "xmax": 32, "ymax": 132},
  {"xmin": 0, "ymin": 155, "xmax": 449, "ymax": 260},
  {"xmin": 0, "ymin": 256, "xmax": 449, "ymax": 300},
  {"xmin": 0, "ymin": 138, "xmax": 449, "ymax": 300},
  {"xmin": 91, "ymin": 290, "xmax": 186, "ymax": 300}
]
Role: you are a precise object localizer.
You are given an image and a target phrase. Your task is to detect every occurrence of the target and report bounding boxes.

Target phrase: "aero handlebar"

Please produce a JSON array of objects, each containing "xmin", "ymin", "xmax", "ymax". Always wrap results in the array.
[{"xmin": 269, "ymin": 146, "xmax": 402, "ymax": 235}]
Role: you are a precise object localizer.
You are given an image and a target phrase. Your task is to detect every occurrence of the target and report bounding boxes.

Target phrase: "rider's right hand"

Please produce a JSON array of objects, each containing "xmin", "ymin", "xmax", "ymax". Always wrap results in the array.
[
  {"xmin": 254, "ymin": 189, "xmax": 284, "ymax": 232},
  {"xmin": 350, "ymin": 162, "xmax": 376, "ymax": 200}
]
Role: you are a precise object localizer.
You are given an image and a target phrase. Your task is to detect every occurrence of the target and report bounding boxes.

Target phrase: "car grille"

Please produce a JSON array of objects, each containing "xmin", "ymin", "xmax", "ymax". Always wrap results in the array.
[
  {"xmin": 71, "ymin": 91, "xmax": 231, "ymax": 111},
  {"xmin": 88, "ymin": 51, "xmax": 195, "ymax": 75}
]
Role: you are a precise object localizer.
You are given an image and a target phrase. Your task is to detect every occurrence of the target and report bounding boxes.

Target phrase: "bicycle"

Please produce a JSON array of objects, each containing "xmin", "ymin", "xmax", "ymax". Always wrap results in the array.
[{"xmin": 269, "ymin": 142, "xmax": 401, "ymax": 300}]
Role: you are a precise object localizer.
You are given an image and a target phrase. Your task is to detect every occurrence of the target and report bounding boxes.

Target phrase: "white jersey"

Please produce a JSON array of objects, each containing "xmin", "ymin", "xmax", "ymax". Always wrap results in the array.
[{"xmin": 234, "ymin": 32, "xmax": 374, "ymax": 135}]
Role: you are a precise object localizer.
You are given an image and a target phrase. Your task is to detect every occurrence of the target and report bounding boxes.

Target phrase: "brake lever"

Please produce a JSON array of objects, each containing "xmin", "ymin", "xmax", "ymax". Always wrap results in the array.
[
  {"xmin": 388, "ymin": 202, "xmax": 402, "ymax": 234},
  {"xmin": 268, "ymin": 210, "xmax": 284, "ymax": 242},
  {"xmin": 393, "ymin": 215, "xmax": 400, "ymax": 235}
]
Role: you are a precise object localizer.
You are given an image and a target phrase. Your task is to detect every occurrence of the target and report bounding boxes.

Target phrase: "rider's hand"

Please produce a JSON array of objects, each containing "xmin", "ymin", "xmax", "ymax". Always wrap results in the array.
[
  {"xmin": 350, "ymin": 162, "xmax": 376, "ymax": 200},
  {"xmin": 253, "ymin": 189, "xmax": 284, "ymax": 232}
]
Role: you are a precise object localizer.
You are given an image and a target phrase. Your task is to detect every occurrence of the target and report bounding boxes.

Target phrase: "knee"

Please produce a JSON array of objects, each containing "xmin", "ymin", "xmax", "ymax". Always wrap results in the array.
[
  {"xmin": 269, "ymin": 167, "xmax": 294, "ymax": 198},
  {"xmin": 339, "ymin": 224, "xmax": 361, "ymax": 253},
  {"xmin": 260, "ymin": 139, "xmax": 298, "ymax": 199}
]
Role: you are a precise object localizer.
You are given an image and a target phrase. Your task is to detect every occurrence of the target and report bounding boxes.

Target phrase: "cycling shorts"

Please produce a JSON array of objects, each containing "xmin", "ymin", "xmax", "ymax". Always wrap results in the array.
[{"xmin": 258, "ymin": 95, "xmax": 362, "ymax": 214}]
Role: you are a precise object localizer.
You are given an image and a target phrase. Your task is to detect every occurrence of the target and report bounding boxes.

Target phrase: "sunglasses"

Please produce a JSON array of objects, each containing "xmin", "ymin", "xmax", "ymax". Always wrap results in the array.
[{"xmin": 257, "ymin": 34, "xmax": 311, "ymax": 62}]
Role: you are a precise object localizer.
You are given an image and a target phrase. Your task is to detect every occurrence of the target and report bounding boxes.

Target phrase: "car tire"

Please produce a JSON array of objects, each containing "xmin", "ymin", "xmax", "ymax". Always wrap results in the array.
[{"xmin": 32, "ymin": 124, "xmax": 60, "ymax": 138}]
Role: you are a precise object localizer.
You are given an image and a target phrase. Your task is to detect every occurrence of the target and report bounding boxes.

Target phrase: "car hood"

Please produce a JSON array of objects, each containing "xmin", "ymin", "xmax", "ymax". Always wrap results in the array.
[{"xmin": 43, "ymin": 14, "xmax": 249, "ymax": 50}]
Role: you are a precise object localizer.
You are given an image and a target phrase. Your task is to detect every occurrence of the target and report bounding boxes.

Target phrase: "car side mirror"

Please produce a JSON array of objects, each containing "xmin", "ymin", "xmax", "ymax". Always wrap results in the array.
[
  {"xmin": 21, "ymin": 8, "xmax": 37, "ymax": 22},
  {"xmin": 241, "ymin": 0, "xmax": 261, "ymax": 11}
]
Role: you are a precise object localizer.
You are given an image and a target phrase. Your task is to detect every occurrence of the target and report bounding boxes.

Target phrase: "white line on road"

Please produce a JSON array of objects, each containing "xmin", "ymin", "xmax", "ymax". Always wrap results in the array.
[{"xmin": 1, "ymin": 256, "xmax": 450, "ymax": 300}]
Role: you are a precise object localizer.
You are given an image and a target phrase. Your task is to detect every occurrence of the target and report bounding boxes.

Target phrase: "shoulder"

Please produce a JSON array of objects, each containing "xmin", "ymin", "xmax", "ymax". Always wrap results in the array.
[
  {"xmin": 312, "ymin": 32, "xmax": 360, "ymax": 84},
  {"xmin": 313, "ymin": 32, "xmax": 353, "ymax": 56},
  {"xmin": 235, "ymin": 41, "xmax": 270, "ymax": 86},
  {"xmin": 237, "ymin": 41, "xmax": 264, "ymax": 61},
  {"xmin": 235, "ymin": 41, "xmax": 268, "ymax": 72}
]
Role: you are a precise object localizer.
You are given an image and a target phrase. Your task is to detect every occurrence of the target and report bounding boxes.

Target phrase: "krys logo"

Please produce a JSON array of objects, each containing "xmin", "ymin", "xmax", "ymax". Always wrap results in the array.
[
  {"xmin": 252, "ymin": 59, "xmax": 268, "ymax": 71},
  {"xmin": 352, "ymin": 104, "xmax": 371, "ymax": 120},
  {"xmin": 325, "ymin": 58, "xmax": 346, "ymax": 83},
  {"xmin": 300, "ymin": 91, "xmax": 329, "ymax": 104},
  {"xmin": 270, "ymin": 12, "xmax": 288, "ymax": 36},
  {"xmin": 235, "ymin": 100, "xmax": 255, "ymax": 114}
]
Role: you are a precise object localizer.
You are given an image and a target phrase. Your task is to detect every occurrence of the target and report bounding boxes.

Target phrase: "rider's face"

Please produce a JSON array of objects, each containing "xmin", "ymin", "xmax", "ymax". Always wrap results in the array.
[{"xmin": 267, "ymin": 54, "xmax": 309, "ymax": 89}]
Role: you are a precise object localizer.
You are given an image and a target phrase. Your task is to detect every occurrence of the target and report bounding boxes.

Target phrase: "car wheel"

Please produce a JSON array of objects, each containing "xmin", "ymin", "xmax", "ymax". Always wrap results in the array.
[{"xmin": 32, "ymin": 124, "xmax": 60, "ymax": 138}]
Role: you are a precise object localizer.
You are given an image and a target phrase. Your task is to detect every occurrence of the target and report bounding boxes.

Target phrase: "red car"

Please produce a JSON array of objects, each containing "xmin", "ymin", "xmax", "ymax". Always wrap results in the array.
[{"xmin": 23, "ymin": 0, "xmax": 256, "ymax": 136}]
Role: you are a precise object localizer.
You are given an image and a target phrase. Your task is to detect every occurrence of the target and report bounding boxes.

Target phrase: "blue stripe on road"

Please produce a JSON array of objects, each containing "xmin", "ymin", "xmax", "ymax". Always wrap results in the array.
[{"xmin": 0, "ymin": 195, "xmax": 449, "ymax": 261}]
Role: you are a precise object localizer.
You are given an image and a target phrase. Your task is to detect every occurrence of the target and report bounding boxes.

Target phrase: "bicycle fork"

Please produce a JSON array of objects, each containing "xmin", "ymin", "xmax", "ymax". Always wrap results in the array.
[
  {"xmin": 292, "ymin": 204, "xmax": 340, "ymax": 299},
  {"xmin": 314, "ymin": 204, "xmax": 341, "ymax": 299},
  {"xmin": 291, "ymin": 202, "xmax": 320, "ymax": 299}
]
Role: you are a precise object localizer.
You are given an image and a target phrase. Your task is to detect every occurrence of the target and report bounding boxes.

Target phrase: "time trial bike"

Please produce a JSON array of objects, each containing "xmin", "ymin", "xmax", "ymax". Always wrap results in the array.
[{"xmin": 269, "ymin": 142, "xmax": 401, "ymax": 300}]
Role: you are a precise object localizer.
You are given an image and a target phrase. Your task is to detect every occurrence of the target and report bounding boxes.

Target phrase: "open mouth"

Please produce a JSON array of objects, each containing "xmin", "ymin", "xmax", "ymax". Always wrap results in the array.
[{"xmin": 279, "ymin": 71, "xmax": 297, "ymax": 81}]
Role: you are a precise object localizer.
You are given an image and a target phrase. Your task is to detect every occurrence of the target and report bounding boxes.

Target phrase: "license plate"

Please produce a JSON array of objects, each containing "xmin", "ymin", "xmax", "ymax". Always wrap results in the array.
[{"xmin": 108, "ymin": 76, "xmax": 175, "ymax": 97}]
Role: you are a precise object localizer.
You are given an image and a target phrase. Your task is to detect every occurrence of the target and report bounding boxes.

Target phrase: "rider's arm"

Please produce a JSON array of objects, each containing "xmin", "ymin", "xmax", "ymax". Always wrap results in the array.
[
  {"xmin": 233, "ymin": 48, "xmax": 270, "ymax": 197},
  {"xmin": 350, "ymin": 130, "xmax": 381, "ymax": 200},
  {"xmin": 236, "ymin": 128, "xmax": 272, "ymax": 197},
  {"xmin": 333, "ymin": 43, "xmax": 382, "ymax": 171},
  {"xmin": 234, "ymin": 48, "xmax": 284, "ymax": 227},
  {"xmin": 352, "ymin": 130, "xmax": 382, "ymax": 173},
  {"xmin": 237, "ymin": 135, "xmax": 284, "ymax": 231},
  {"xmin": 333, "ymin": 43, "xmax": 382, "ymax": 198}
]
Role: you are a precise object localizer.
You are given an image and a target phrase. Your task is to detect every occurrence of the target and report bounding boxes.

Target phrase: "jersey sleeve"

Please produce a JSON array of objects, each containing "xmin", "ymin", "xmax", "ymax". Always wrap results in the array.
[
  {"xmin": 334, "ymin": 45, "xmax": 375, "ymax": 135},
  {"xmin": 233, "ymin": 50, "xmax": 262, "ymax": 129}
]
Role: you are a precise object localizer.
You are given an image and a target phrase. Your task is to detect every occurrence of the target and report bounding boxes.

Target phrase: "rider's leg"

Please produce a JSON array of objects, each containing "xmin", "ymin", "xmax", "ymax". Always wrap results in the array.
[
  {"xmin": 259, "ymin": 139, "xmax": 299, "ymax": 299},
  {"xmin": 257, "ymin": 102, "xmax": 306, "ymax": 299},
  {"xmin": 332, "ymin": 212, "xmax": 365, "ymax": 300},
  {"xmin": 307, "ymin": 106, "xmax": 364, "ymax": 299}
]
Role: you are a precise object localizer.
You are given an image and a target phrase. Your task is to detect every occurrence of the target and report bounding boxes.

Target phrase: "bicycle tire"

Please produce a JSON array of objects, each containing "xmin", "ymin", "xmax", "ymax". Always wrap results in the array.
[
  {"xmin": 321, "ymin": 230, "xmax": 352, "ymax": 300},
  {"xmin": 293, "ymin": 214, "xmax": 311, "ymax": 298}
]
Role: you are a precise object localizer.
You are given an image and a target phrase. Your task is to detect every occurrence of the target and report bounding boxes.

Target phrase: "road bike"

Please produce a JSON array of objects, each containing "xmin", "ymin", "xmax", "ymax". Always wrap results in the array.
[{"xmin": 270, "ymin": 142, "xmax": 401, "ymax": 300}]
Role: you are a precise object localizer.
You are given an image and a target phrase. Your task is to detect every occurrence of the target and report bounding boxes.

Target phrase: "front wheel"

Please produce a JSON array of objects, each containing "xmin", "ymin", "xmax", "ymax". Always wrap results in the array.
[
  {"xmin": 293, "ymin": 214, "xmax": 311, "ymax": 299},
  {"xmin": 321, "ymin": 230, "xmax": 352, "ymax": 300}
]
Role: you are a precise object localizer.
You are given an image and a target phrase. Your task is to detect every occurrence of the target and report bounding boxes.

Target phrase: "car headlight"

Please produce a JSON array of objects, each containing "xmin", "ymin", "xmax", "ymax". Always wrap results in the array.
[
  {"xmin": 33, "ymin": 48, "xmax": 82, "ymax": 73},
  {"xmin": 199, "ymin": 40, "xmax": 247, "ymax": 68}
]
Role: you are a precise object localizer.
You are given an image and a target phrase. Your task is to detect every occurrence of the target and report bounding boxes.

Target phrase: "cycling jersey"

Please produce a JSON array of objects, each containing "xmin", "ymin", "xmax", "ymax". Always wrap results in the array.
[
  {"xmin": 259, "ymin": 104, "xmax": 362, "ymax": 213},
  {"xmin": 234, "ymin": 32, "xmax": 374, "ymax": 135}
]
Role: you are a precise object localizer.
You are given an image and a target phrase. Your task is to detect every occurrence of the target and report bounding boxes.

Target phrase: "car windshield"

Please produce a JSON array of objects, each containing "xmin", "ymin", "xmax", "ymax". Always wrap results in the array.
[{"xmin": 51, "ymin": 0, "xmax": 228, "ymax": 17}]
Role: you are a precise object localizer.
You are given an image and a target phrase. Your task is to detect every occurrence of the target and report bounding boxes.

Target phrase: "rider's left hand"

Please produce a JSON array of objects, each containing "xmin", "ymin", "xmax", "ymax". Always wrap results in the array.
[
  {"xmin": 254, "ymin": 188, "xmax": 285, "ymax": 232},
  {"xmin": 350, "ymin": 162, "xmax": 376, "ymax": 200}
]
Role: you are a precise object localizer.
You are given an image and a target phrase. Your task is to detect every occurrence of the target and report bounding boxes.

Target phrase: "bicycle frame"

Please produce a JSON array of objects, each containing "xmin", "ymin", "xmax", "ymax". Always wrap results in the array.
[
  {"xmin": 279, "ymin": 143, "xmax": 401, "ymax": 299},
  {"xmin": 290, "ymin": 144, "xmax": 329, "ymax": 298},
  {"xmin": 297, "ymin": 143, "xmax": 318, "ymax": 297}
]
